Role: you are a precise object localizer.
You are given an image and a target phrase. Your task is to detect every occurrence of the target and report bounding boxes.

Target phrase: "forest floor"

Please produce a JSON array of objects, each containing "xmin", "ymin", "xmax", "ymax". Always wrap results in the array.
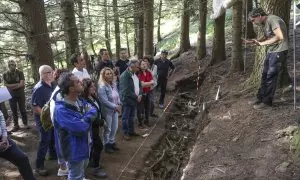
[{"xmin": 2, "ymin": 31, "xmax": 300, "ymax": 180}]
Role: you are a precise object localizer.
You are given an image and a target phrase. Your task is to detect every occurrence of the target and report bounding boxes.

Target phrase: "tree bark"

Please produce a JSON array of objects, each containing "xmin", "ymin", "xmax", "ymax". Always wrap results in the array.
[
  {"xmin": 103, "ymin": 0, "xmax": 113, "ymax": 58},
  {"xmin": 243, "ymin": 0, "xmax": 256, "ymax": 38},
  {"xmin": 143, "ymin": 0, "xmax": 154, "ymax": 56},
  {"xmin": 230, "ymin": 0, "xmax": 244, "ymax": 72},
  {"xmin": 61, "ymin": 0, "xmax": 79, "ymax": 69},
  {"xmin": 179, "ymin": 0, "xmax": 191, "ymax": 53},
  {"xmin": 19, "ymin": 0, "xmax": 54, "ymax": 82},
  {"xmin": 125, "ymin": 18, "xmax": 131, "ymax": 57},
  {"xmin": 211, "ymin": 13, "xmax": 226, "ymax": 65},
  {"xmin": 113, "ymin": 0, "xmax": 121, "ymax": 59},
  {"xmin": 247, "ymin": 0, "xmax": 291, "ymax": 89},
  {"xmin": 135, "ymin": 0, "xmax": 144, "ymax": 59},
  {"xmin": 77, "ymin": 0, "xmax": 92, "ymax": 72},
  {"xmin": 157, "ymin": 0, "xmax": 163, "ymax": 42},
  {"xmin": 196, "ymin": 0, "xmax": 207, "ymax": 60},
  {"xmin": 86, "ymin": 0, "xmax": 96, "ymax": 55}
]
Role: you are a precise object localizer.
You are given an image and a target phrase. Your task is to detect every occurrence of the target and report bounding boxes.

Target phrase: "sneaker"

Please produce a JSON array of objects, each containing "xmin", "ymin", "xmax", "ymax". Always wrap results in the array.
[
  {"xmin": 159, "ymin": 104, "xmax": 164, "ymax": 109},
  {"xmin": 9, "ymin": 126, "xmax": 19, "ymax": 132},
  {"xmin": 253, "ymin": 103, "xmax": 271, "ymax": 110},
  {"xmin": 123, "ymin": 134, "xmax": 131, "ymax": 141},
  {"xmin": 93, "ymin": 168, "xmax": 108, "ymax": 178},
  {"xmin": 248, "ymin": 99, "xmax": 261, "ymax": 105},
  {"xmin": 34, "ymin": 168, "xmax": 49, "ymax": 176},
  {"xmin": 150, "ymin": 114, "xmax": 158, "ymax": 117},
  {"xmin": 57, "ymin": 168, "xmax": 68, "ymax": 176},
  {"xmin": 110, "ymin": 143, "xmax": 120, "ymax": 151},
  {"xmin": 129, "ymin": 132, "xmax": 140, "ymax": 137}
]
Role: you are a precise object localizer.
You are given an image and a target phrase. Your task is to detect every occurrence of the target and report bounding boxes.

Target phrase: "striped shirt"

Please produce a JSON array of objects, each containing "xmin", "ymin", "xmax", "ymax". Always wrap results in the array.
[{"xmin": 0, "ymin": 110, "xmax": 7, "ymax": 137}]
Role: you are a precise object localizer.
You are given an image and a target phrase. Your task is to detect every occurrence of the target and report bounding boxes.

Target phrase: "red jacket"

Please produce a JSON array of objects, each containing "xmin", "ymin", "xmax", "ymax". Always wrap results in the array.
[{"xmin": 138, "ymin": 70, "xmax": 153, "ymax": 93}]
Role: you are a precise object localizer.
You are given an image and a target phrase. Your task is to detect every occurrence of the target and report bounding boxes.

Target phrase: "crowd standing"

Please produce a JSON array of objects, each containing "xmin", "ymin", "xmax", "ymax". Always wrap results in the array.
[{"xmin": 0, "ymin": 48, "xmax": 175, "ymax": 180}]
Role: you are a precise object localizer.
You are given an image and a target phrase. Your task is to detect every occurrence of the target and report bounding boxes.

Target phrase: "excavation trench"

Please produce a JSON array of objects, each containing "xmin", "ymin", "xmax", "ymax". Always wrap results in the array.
[{"xmin": 136, "ymin": 73, "xmax": 210, "ymax": 180}]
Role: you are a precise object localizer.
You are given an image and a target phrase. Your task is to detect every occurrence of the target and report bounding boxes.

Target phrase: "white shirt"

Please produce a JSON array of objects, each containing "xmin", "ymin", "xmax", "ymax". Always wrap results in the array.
[
  {"xmin": 72, "ymin": 68, "xmax": 90, "ymax": 81},
  {"xmin": 50, "ymin": 86, "xmax": 62, "ymax": 122},
  {"xmin": 132, "ymin": 73, "xmax": 140, "ymax": 96}
]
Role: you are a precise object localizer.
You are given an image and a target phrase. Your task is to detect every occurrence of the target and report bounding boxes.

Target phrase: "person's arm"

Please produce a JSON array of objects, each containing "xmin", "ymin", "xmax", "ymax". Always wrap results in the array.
[
  {"xmin": 168, "ymin": 61, "xmax": 175, "ymax": 77},
  {"xmin": 255, "ymin": 27, "xmax": 283, "ymax": 46},
  {"xmin": 3, "ymin": 74, "xmax": 18, "ymax": 90},
  {"xmin": 98, "ymin": 85, "xmax": 118, "ymax": 110},
  {"xmin": 55, "ymin": 107, "xmax": 94, "ymax": 136},
  {"xmin": 120, "ymin": 73, "xmax": 137, "ymax": 99},
  {"xmin": 31, "ymin": 88, "xmax": 44, "ymax": 115}
]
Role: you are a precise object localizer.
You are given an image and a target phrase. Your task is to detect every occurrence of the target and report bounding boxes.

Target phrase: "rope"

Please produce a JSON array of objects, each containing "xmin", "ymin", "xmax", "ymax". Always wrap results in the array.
[
  {"xmin": 244, "ymin": 0, "xmax": 247, "ymax": 73},
  {"xmin": 293, "ymin": 0, "xmax": 297, "ymax": 110}
]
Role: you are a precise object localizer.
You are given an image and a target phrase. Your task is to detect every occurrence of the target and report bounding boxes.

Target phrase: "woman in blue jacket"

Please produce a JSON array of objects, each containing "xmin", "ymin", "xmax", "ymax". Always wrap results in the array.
[{"xmin": 98, "ymin": 67, "xmax": 122, "ymax": 153}]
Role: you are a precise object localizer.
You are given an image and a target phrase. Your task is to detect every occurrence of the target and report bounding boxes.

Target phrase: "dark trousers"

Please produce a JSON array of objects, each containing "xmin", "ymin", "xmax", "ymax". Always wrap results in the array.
[
  {"xmin": 149, "ymin": 90, "xmax": 155, "ymax": 115},
  {"xmin": 90, "ymin": 125, "xmax": 103, "ymax": 168},
  {"xmin": 137, "ymin": 94, "xmax": 151, "ymax": 125},
  {"xmin": 257, "ymin": 51, "xmax": 288, "ymax": 105},
  {"xmin": 0, "ymin": 102, "xmax": 9, "ymax": 120},
  {"xmin": 35, "ymin": 119, "xmax": 56, "ymax": 169},
  {"xmin": 122, "ymin": 105, "xmax": 136, "ymax": 135},
  {"xmin": 157, "ymin": 77, "xmax": 168, "ymax": 105},
  {"xmin": 0, "ymin": 138, "xmax": 36, "ymax": 180},
  {"xmin": 9, "ymin": 93, "xmax": 28, "ymax": 127}
]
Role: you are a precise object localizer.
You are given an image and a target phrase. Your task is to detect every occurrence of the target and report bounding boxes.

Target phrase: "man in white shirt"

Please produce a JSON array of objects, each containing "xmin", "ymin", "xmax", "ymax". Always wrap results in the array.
[{"xmin": 71, "ymin": 53, "xmax": 91, "ymax": 81}]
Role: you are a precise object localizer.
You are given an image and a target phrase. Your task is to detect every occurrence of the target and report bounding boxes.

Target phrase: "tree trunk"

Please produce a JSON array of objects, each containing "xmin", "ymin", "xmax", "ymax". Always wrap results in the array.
[
  {"xmin": 179, "ymin": 0, "xmax": 191, "ymax": 53},
  {"xmin": 230, "ymin": 0, "xmax": 244, "ymax": 72},
  {"xmin": 77, "ymin": 0, "xmax": 92, "ymax": 72},
  {"xmin": 243, "ymin": 0, "xmax": 256, "ymax": 38},
  {"xmin": 61, "ymin": 0, "xmax": 79, "ymax": 69},
  {"xmin": 157, "ymin": 0, "xmax": 163, "ymax": 42},
  {"xmin": 211, "ymin": 13, "xmax": 226, "ymax": 65},
  {"xmin": 143, "ymin": 0, "xmax": 154, "ymax": 56},
  {"xmin": 125, "ymin": 18, "xmax": 131, "ymax": 57},
  {"xmin": 19, "ymin": 0, "xmax": 54, "ymax": 82},
  {"xmin": 196, "ymin": 0, "xmax": 207, "ymax": 60},
  {"xmin": 113, "ymin": 0, "xmax": 121, "ymax": 59},
  {"xmin": 103, "ymin": 0, "xmax": 113, "ymax": 58},
  {"xmin": 86, "ymin": 0, "xmax": 96, "ymax": 55},
  {"xmin": 135, "ymin": 0, "xmax": 144, "ymax": 59},
  {"xmin": 247, "ymin": 0, "xmax": 291, "ymax": 89}
]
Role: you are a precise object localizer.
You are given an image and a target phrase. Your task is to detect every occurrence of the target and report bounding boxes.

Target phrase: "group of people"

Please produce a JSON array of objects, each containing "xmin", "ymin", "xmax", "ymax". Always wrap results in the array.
[{"xmin": 0, "ymin": 48, "xmax": 175, "ymax": 180}]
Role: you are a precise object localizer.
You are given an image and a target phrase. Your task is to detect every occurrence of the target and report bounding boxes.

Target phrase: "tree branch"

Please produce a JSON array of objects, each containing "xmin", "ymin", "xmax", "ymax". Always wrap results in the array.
[
  {"xmin": 6, "ymin": 0, "xmax": 20, "ymax": 4},
  {"xmin": 0, "ymin": 26, "xmax": 26, "ymax": 35},
  {"xmin": 3, "ymin": 13, "xmax": 27, "ymax": 31}
]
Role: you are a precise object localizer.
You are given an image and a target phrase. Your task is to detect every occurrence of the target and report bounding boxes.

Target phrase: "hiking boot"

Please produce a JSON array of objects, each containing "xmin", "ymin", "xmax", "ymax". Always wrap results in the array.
[
  {"xmin": 123, "ymin": 134, "xmax": 131, "ymax": 140},
  {"xmin": 104, "ymin": 144, "xmax": 114, "ymax": 153},
  {"xmin": 150, "ymin": 114, "xmax": 158, "ymax": 117},
  {"xmin": 34, "ymin": 168, "xmax": 49, "ymax": 176},
  {"xmin": 129, "ymin": 132, "xmax": 140, "ymax": 137},
  {"xmin": 57, "ymin": 168, "xmax": 68, "ymax": 176},
  {"xmin": 159, "ymin": 104, "xmax": 164, "ymax": 109},
  {"xmin": 110, "ymin": 143, "xmax": 120, "ymax": 151},
  {"xmin": 248, "ymin": 99, "xmax": 261, "ymax": 105},
  {"xmin": 93, "ymin": 168, "xmax": 108, "ymax": 178},
  {"xmin": 9, "ymin": 126, "xmax": 19, "ymax": 132},
  {"xmin": 253, "ymin": 103, "xmax": 271, "ymax": 110}
]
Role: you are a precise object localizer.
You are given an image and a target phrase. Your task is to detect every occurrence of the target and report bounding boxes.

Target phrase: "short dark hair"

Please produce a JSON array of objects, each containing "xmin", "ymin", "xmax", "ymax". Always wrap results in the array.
[
  {"xmin": 82, "ymin": 78, "xmax": 96, "ymax": 99},
  {"xmin": 99, "ymin": 48, "xmax": 107, "ymax": 56},
  {"xmin": 69, "ymin": 53, "xmax": 81, "ymax": 66},
  {"xmin": 54, "ymin": 68, "xmax": 69, "ymax": 81},
  {"xmin": 120, "ymin": 48, "xmax": 127, "ymax": 52},
  {"xmin": 249, "ymin": 8, "xmax": 267, "ymax": 18},
  {"xmin": 58, "ymin": 72, "xmax": 75, "ymax": 96},
  {"xmin": 143, "ymin": 55, "xmax": 154, "ymax": 65},
  {"xmin": 161, "ymin": 50, "xmax": 168, "ymax": 55}
]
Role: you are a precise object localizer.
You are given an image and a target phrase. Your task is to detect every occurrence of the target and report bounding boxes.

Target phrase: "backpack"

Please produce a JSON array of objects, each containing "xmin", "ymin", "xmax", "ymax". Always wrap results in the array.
[{"xmin": 40, "ymin": 90, "xmax": 60, "ymax": 131}]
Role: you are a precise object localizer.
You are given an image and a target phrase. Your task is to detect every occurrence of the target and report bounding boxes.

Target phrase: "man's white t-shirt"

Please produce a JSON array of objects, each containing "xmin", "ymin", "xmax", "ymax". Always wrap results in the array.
[
  {"xmin": 72, "ymin": 68, "xmax": 90, "ymax": 81},
  {"xmin": 132, "ymin": 73, "xmax": 140, "ymax": 96}
]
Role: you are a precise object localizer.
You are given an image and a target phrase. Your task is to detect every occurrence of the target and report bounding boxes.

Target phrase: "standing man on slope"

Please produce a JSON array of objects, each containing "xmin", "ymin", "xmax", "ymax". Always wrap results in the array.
[{"xmin": 246, "ymin": 8, "xmax": 289, "ymax": 110}]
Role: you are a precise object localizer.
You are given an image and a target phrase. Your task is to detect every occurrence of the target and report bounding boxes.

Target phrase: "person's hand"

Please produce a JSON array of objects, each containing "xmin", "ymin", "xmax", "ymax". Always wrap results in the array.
[
  {"xmin": 116, "ymin": 105, "xmax": 122, "ymax": 113},
  {"xmin": 0, "ymin": 136, "xmax": 10, "ymax": 152},
  {"xmin": 137, "ymin": 95, "xmax": 142, "ymax": 103},
  {"xmin": 253, "ymin": 39, "xmax": 263, "ymax": 46},
  {"xmin": 241, "ymin": 38, "xmax": 255, "ymax": 44}
]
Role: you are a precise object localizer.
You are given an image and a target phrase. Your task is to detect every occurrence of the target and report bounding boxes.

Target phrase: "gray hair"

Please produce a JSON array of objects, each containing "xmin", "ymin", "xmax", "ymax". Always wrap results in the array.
[{"xmin": 127, "ymin": 59, "xmax": 139, "ymax": 67}]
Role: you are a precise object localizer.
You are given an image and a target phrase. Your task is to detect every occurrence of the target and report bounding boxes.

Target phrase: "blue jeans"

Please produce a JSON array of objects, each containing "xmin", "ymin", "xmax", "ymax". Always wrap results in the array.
[
  {"xmin": 103, "ymin": 112, "xmax": 119, "ymax": 145},
  {"xmin": 0, "ymin": 138, "xmax": 36, "ymax": 180},
  {"xmin": 67, "ymin": 159, "xmax": 88, "ymax": 180},
  {"xmin": 35, "ymin": 119, "xmax": 56, "ymax": 169},
  {"xmin": 122, "ymin": 105, "xmax": 136, "ymax": 135}
]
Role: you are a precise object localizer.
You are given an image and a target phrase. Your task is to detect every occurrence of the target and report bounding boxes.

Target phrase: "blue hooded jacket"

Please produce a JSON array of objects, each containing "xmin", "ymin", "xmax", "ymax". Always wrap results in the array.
[{"xmin": 54, "ymin": 99, "xmax": 97, "ymax": 163}]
